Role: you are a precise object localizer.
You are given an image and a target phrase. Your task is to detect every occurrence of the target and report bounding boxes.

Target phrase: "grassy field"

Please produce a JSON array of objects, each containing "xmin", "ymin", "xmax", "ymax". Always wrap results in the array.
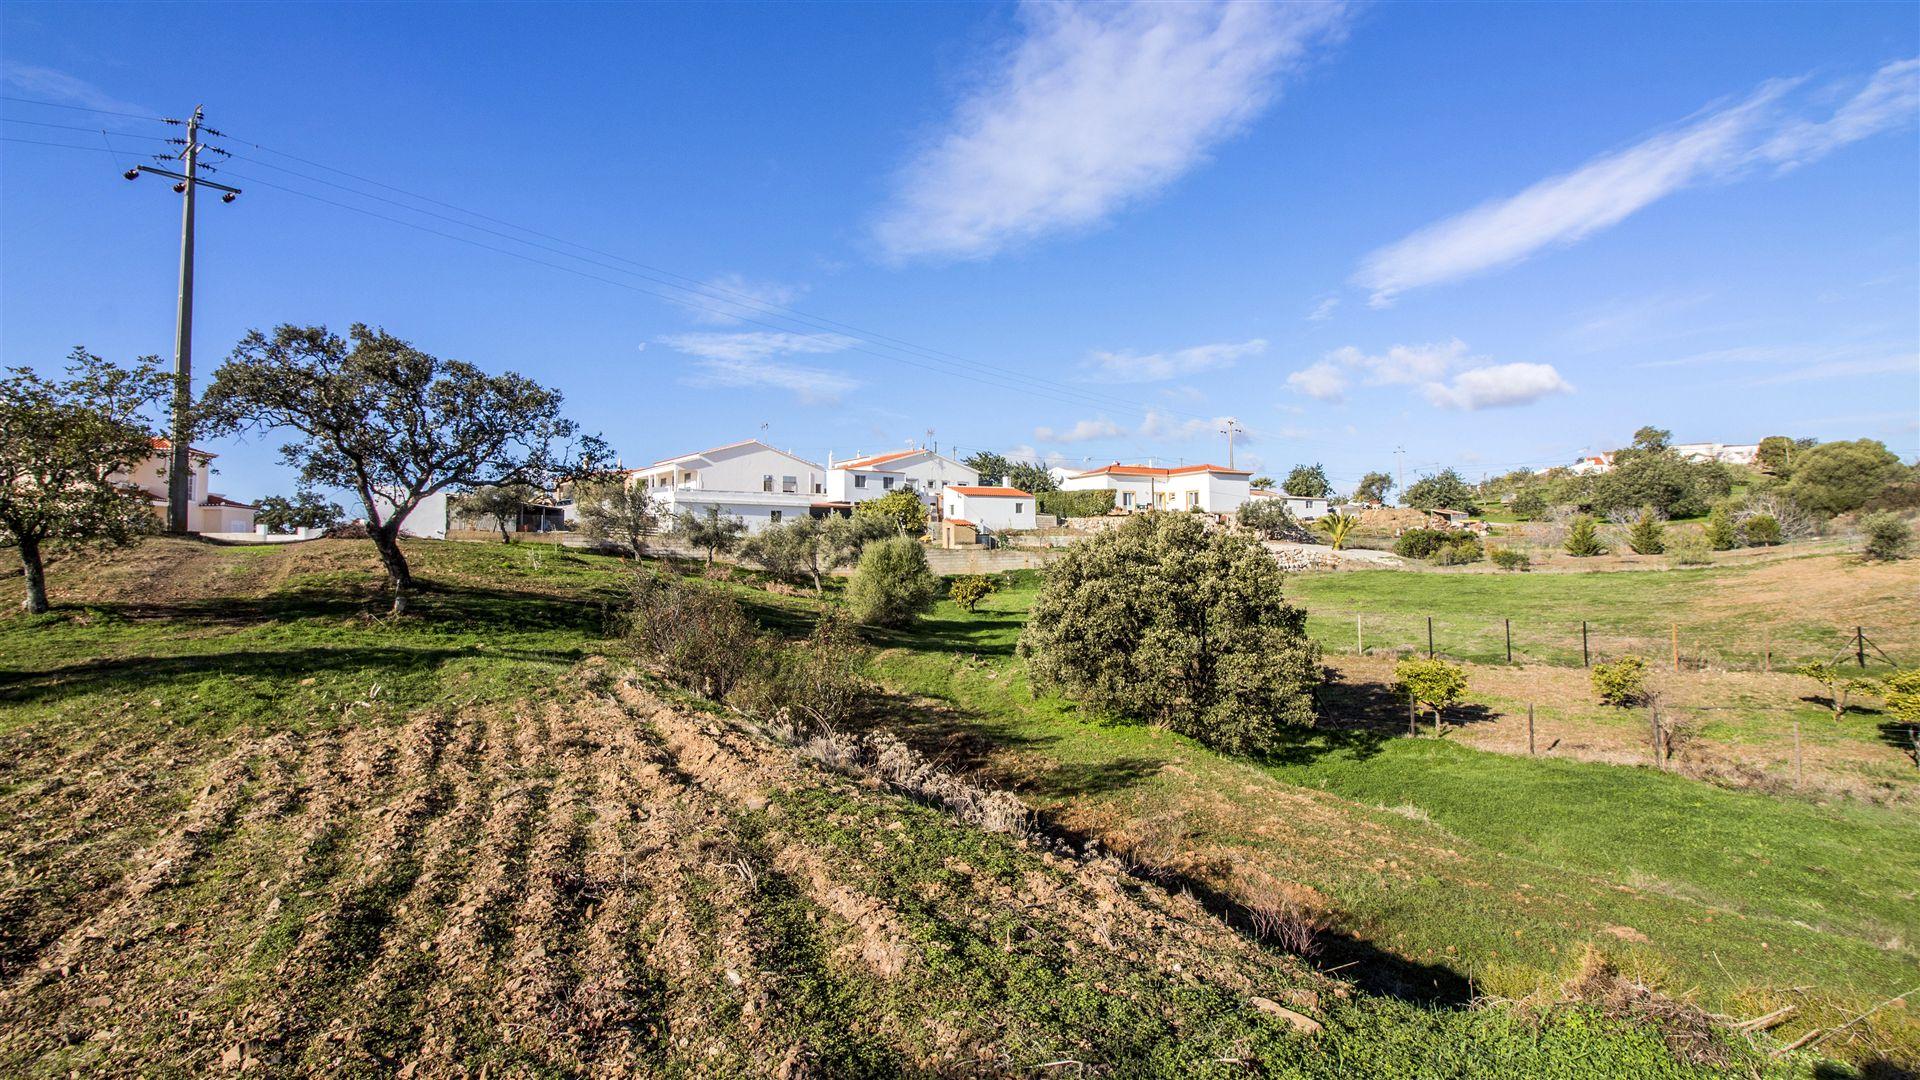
[
  {"xmin": 2, "ymin": 537, "xmax": 1793, "ymax": 1077},
  {"xmin": 1285, "ymin": 553, "xmax": 1918, "ymax": 671},
  {"xmin": 862, "ymin": 570, "xmax": 1920, "ymax": 1071}
]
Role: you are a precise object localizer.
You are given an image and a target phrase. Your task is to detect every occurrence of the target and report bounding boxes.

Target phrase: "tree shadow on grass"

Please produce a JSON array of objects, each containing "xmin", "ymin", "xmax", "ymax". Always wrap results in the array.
[
  {"xmin": 1877, "ymin": 721, "xmax": 1920, "ymax": 766},
  {"xmin": 1256, "ymin": 670, "xmax": 1498, "ymax": 768},
  {"xmin": 847, "ymin": 688, "xmax": 1168, "ymax": 802},
  {"xmin": 862, "ymin": 617, "xmax": 1024, "ymax": 658},
  {"xmin": 0, "ymin": 642, "xmax": 583, "ymax": 711}
]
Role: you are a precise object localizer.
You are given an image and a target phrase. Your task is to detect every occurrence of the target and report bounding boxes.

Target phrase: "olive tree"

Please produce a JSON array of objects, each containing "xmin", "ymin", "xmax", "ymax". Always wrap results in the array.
[
  {"xmin": 573, "ymin": 478, "xmax": 657, "ymax": 558},
  {"xmin": 452, "ymin": 483, "xmax": 542, "ymax": 543},
  {"xmin": 845, "ymin": 536, "xmax": 940, "ymax": 627},
  {"xmin": 741, "ymin": 515, "xmax": 890, "ymax": 593},
  {"xmin": 1017, "ymin": 512, "xmax": 1321, "ymax": 756},
  {"xmin": 254, "ymin": 489, "xmax": 346, "ymax": 534},
  {"xmin": 675, "ymin": 505, "xmax": 748, "ymax": 565},
  {"xmin": 1, "ymin": 349, "xmax": 167, "ymax": 614},
  {"xmin": 1353, "ymin": 471, "xmax": 1394, "ymax": 505},
  {"xmin": 199, "ymin": 324, "xmax": 597, "ymax": 613},
  {"xmin": 1282, "ymin": 463, "xmax": 1332, "ymax": 499},
  {"xmin": 853, "ymin": 489, "xmax": 928, "ymax": 536}
]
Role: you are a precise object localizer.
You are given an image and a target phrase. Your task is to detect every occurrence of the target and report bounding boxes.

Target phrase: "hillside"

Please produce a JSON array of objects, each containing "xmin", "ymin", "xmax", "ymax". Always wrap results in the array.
[{"xmin": 0, "ymin": 538, "xmax": 1875, "ymax": 1076}]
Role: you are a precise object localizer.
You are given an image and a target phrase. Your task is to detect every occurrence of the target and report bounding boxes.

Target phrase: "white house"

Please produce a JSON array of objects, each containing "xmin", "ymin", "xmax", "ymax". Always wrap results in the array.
[
  {"xmin": 1247, "ymin": 487, "xmax": 1330, "ymax": 520},
  {"xmin": 118, "ymin": 439, "xmax": 257, "ymax": 533},
  {"xmin": 825, "ymin": 448, "xmax": 977, "ymax": 512},
  {"xmin": 940, "ymin": 485, "xmax": 1036, "ymax": 533},
  {"xmin": 1673, "ymin": 442, "xmax": 1760, "ymax": 467},
  {"xmin": 1059, "ymin": 463, "xmax": 1252, "ymax": 514},
  {"xmin": 626, "ymin": 439, "xmax": 826, "ymax": 534}
]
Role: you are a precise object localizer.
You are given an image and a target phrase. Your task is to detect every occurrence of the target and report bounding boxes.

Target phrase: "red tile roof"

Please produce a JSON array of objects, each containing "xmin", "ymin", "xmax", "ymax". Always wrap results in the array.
[
  {"xmin": 836, "ymin": 448, "xmax": 925, "ymax": 470},
  {"xmin": 944, "ymin": 518, "xmax": 975, "ymax": 528},
  {"xmin": 202, "ymin": 493, "xmax": 258, "ymax": 510},
  {"xmin": 948, "ymin": 485, "xmax": 1031, "ymax": 497},
  {"xmin": 150, "ymin": 437, "xmax": 216, "ymax": 459},
  {"xmin": 1071, "ymin": 463, "xmax": 1249, "ymax": 478}
]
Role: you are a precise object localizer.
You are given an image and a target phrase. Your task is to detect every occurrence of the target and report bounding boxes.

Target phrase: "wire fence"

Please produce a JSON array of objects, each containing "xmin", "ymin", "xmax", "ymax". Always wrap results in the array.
[{"xmin": 1302, "ymin": 609, "xmax": 1907, "ymax": 674}]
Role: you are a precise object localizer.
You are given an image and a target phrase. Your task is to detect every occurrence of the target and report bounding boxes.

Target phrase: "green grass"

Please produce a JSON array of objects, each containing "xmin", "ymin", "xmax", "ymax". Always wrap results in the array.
[
  {"xmin": 0, "ymin": 538, "xmax": 634, "ymax": 739},
  {"xmin": 861, "ymin": 570, "xmax": 1920, "ymax": 1066},
  {"xmin": 1285, "ymin": 555, "xmax": 1915, "ymax": 670}
]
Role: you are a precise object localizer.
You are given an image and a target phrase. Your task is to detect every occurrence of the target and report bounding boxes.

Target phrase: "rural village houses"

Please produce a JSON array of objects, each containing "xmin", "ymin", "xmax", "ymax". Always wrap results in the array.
[{"xmin": 114, "ymin": 438, "xmax": 258, "ymax": 534}]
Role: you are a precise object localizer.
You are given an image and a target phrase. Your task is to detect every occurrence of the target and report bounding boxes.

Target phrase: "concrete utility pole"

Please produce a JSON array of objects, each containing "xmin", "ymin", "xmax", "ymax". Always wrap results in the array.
[
  {"xmin": 1219, "ymin": 417, "xmax": 1242, "ymax": 469},
  {"xmin": 122, "ymin": 105, "xmax": 240, "ymax": 533},
  {"xmin": 1394, "ymin": 445, "xmax": 1406, "ymax": 499}
]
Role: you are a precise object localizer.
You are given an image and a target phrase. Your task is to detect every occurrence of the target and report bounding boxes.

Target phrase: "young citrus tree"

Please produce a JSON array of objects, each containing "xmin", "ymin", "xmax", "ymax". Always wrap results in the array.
[{"xmin": 1394, "ymin": 657, "xmax": 1467, "ymax": 735}]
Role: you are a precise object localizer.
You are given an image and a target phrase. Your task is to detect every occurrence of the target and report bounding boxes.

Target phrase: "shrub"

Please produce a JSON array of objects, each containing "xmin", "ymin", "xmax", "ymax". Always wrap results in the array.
[
  {"xmin": 733, "ymin": 609, "xmax": 868, "ymax": 730},
  {"xmin": 1703, "ymin": 504, "xmax": 1738, "ymax": 550},
  {"xmin": 1018, "ymin": 513, "xmax": 1320, "ymax": 756},
  {"xmin": 1490, "ymin": 547, "xmax": 1530, "ymax": 571},
  {"xmin": 1393, "ymin": 528, "xmax": 1449, "ymax": 559},
  {"xmin": 1795, "ymin": 660, "xmax": 1872, "ymax": 721},
  {"xmin": 1511, "ymin": 490, "xmax": 1550, "ymax": 521},
  {"xmin": 853, "ymin": 490, "xmax": 929, "ymax": 536},
  {"xmin": 1037, "ymin": 489, "xmax": 1115, "ymax": 519},
  {"xmin": 1237, "ymin": 497, "xmax": 1303, "ymax": 540},
  {"xmin": 1430, "ymin": 535, "xmax": 1484, "ymax": 565},
  {"xmin": 949, "ymin": 574, "xmax": 997, "ymax": 613},
  {"xmin": 1669, "ymin": 534, "xmax": 1713, "ymax": 566},
  {"xmin": 1741, "ymin": 514, "xmax": 1781, "ymax": 547},
  {"xmin": 1563, "ymin": 514, "xmax": 1606, "ymax": 557},
  {"xmin": 846, "ymin": 536, "xmax": 940, "ymax": 627},
  {"xmin": 1861, "ymin": 512, "xmax": 1912, "ymax": 561},
  {"xmin": 1394, "ymin": 657, "xmax": 1468, "ymax": 732},
  {"xmin": 675, "ymin": 505, "xmax": 747, "ymax": 564},
  {"xmin": 1882, "ymin": 669, "xmax": 1920, "ymax": 727},
  {"xmin": 626, "ymin": 571, "xmax": 762, "ymax": 701},
  {"xmin": 1626, "ymin": 510, "xmax": 1666, "ymax": 555},
  {"xmin": 1591, "ymin": 657, "xmax": 1649, "ymax": 707}
]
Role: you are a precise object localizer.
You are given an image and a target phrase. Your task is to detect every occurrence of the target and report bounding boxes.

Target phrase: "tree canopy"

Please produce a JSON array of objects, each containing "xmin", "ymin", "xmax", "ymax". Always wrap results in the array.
[
  {"xmin": 1402, "ymin": 468, "xmax": 1476, "ymax": 513},
  {"xmin": 199, "ymin": 323, "xmax": 597, "ymax": 611},
  {"xmin": 1281, "ymin": 463, "xmax": 1332, "ymax": 499},
  {"xmin": 1, "ymin": 349, "xmax": 166, "ymax": 614},
  {"xmin": 853, "ymin": 489, "xmax": 928, "ymax": 536},
  {"xmin": 452, "ymin": 483, "xmax": 542, "ymax": 543},
  {"xmin": 573, "ymin": 478, "xmax": 657, "ymax": 558},
  {"xmin": 255, "ymin": 489, "xmax": 346, "ymax": 534},
  {"xmin": 1353, "ymin": 471, "xmax": 1394, "ymax": 504},
  {"xmin": 1780, "ymin": 439, "xmax": 1907, "ymax": 517},
  {"xmin": 1018, "ymin": 513, "xmax": 1320, "ymax": 756}
]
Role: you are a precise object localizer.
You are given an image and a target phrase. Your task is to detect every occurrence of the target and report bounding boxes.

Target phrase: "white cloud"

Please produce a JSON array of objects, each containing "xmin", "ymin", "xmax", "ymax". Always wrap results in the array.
[
  {"xmin": 1306, "ymin": 295, "xmax": 1340, "ymax": 321},
  {"xmin": 1328, "ymin": 339, "xmax": 1470, "ymax": 385},
  {"xmin": 1355, "ymin": 59, "xmax": 1919, "ymax": 304},
  {"xmin": 1422, "ymin": 363, "xmax": 1573, "ymax": 410},
  {"xmin": 675, "ymin": 274, "xmax": 805, "ymax": 326},
  {"xmin": 660, "ymin": 331, "xmax": 861, "ymax": 405},
  {"xmin": 1, "ymin": 65, "xmax": 150, "ymax": 115},
  {"xmin": 1034, "ymin": 417, "xmax": 1124, "ymax": 443},
  {"xmin": 872, "ymin": 1, "xmax": 1350, "ymax": 262},
  {"xmin": 1285, "ymin": 361, "xmax": 1347, "ymax": 402},
  {"xmin": 1084, "ymin": 338, "xmax": 1266, "ymax": 382}
]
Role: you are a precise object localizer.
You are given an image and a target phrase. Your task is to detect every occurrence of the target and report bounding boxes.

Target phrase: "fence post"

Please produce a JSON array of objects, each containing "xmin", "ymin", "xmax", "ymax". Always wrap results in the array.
[
  {"xmin": 1527, "ymin": 703, "xmax": 1535, "ymax": 755},
  {"xmin": 1408, "ymin": 692, "xmax": 1416, "ymax": 737},
  {"xmin": 1763, "ymin": 627, "xmax": 1771, "ymax": 673},
  {"xmin": 1356, "ymin": 612, "xmax": 1363, "ymax": 655},
  {"xmin": 1650, "ymin": 704, "xmax": 1660, "ymax": 768},
  {"xmin": 1857, "ymin": 627, "xmax": 1867, "ymax": 669},
  {"xmin": 1505, "ymin": 617, "xmax": 1512, "ymax": 664},
  {"xmin": 1793, "ymin": 720, "xmax": 1802, "ymax": 787},
  {"xmin": 1582, "ymin": 621, "xmax": 1590, "ymax": 668},
  {"xmin": 1427, "ymin": 616, "xmax": 1434, "ymax": 659}
]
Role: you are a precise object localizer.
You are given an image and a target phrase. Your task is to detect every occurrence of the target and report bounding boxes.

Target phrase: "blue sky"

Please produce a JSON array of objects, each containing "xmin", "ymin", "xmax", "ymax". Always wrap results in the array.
[{"xmin": 3, "ymin": 1, "xmax": 1916, "ymax": 502}]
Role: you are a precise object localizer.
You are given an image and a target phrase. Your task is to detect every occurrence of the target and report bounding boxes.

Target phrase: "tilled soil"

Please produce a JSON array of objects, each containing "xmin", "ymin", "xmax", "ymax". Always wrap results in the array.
[{"xmin": 0, "ymin": 666, "xmax": 1332, "ymax": 1077}]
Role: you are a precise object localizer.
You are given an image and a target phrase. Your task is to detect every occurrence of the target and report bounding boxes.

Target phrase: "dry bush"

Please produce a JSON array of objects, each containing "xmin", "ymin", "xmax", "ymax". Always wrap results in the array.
[
  {"xmin": 625, "ymin": 571, "xmax": 763, "ymax": 701},
  {"xmin": 1231, "ymin": 867, "xmax": 1330, "ymax": 959},
  {"xmin": 732, "ymin": 610, "xmax": 869, "ymax": 730},
  {"xmin": 1561, "ymin": 947, "xmax": 1732, "ymax": 1067}
]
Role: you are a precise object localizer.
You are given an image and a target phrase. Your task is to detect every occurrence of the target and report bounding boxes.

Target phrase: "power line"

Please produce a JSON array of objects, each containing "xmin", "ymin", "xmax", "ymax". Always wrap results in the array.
[
  {"xmin": 1, "ymin": 116, "xmax": 174, "ymax": 141},
  {"xmin": 0, "ymin": 94, "xmax": 171, "ymax": 123}
]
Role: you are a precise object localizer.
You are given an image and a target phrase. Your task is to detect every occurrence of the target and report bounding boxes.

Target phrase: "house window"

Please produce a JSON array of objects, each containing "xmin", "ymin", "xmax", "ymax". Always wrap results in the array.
[
  {"xmin": 1187, "ymin": 492, "xmax": 1199, "ymax": 509},
  {"xmin": 763, "ymin": 475, "xmax": 774, "ymax": 492},
  {"xmin": 854, "ymin": 475, "xmax": 868, "ymax": 489},
  {"xmin": 770, "ymin": 510, "xmax": 782, "ymax": 524},
  {"xmin": 882, "ymin": 476, "xmax": 895, "ymax": 490},
  {"xmin": 1014, "ymin": 502, "xmax": 1024, "ymax": 514},
  {"xmin": 1121, "ymin": 492, "xmax": 1133, "ymax": 509},
  {"xmin": 813, "ymin": 479, "xmax": 824, "ymax": 494},
  {"xmin": 782, "ymin": 475, "xmax": 797, "ymax": 493}
]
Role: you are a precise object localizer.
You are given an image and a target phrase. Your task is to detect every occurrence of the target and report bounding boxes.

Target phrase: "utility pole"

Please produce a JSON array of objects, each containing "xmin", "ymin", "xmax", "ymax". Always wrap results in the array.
[
  {"xmin": 1394, "ymin": 445, "xmax": 1406, "ymax": 499},
  {"xmin": 1219, "ymin": 417, "xmax": 1242, "ymax": 469},
  {"xmin": 122, "ymin": 106, "xmax": 240, "ymax": 534}
]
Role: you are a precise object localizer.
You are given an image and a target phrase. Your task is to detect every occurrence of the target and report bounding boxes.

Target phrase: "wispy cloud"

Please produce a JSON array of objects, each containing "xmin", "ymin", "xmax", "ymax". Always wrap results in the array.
[
  {"xmin": 1033, "ymin": 417, "xmax": 1124, "ymax": 443},
  {"xmin": 0, "ymin": 65, "xmax": 149, "ymax": 115},
  {"xmin": 1306, "ymin": 295, "xmax": 1341, "ymax": 322},
  {"xmin": 872, "ymin": 1, "xmax": 1350, "ymax": 262},
  {"xmin": 1084, "ymin": 338, "xmax": 1266, "ymax": 383},
  {"xmin": 1745, "ymin": 353, "xmax": 1917, "ymax": 386},
  {"xmin": 1287, "ymin": 338, "xmax": 1573, "ymax": 410},
  {"xmin": 660, "ymin": 331, "xmax": 860, "ymax": 405},
  {"xmin": 674, "ymin": 274, "xmax": 805, "ymax": 326},
  {"xmin": 1355, "ymin": 58, "xmax": 1919, "ymax": 304},
  {"xmin": 1422, "ymin": 363, "xmax": 1574, "ymax": 410}
]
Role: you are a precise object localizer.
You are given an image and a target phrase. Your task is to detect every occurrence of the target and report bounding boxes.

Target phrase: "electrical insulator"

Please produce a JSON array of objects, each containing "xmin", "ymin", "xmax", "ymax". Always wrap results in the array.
[
  {"xmin": 172, "ymin": 181, "xmax": 186, "ymax": 193},
  {"xmin": 123, "ymin": 168, "xmax": 140, "ymax": 181}
]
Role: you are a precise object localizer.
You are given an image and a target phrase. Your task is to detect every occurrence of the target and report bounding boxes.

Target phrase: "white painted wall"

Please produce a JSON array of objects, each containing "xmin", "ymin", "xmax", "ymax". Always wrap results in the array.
[
  {"xmin": 941, "ymin": 489, "xmax": 1036, "ymax": 531},
  {"xmin": 827, "ymin": 450, "xmax": 977, "ymax": 505}
]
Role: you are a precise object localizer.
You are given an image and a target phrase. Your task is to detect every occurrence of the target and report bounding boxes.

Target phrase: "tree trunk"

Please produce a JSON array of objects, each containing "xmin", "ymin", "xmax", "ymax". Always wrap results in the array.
[
  {"xmin": 369, "ymin": 523, "xmax": 414, "ymax": 614},
  {"xmin": 17, "ymin": 535, "xmax": 48, "ymax": 614},
  {"xmin": 498, "ymin": 520, "xmax": 512, "ymax": 544}
]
